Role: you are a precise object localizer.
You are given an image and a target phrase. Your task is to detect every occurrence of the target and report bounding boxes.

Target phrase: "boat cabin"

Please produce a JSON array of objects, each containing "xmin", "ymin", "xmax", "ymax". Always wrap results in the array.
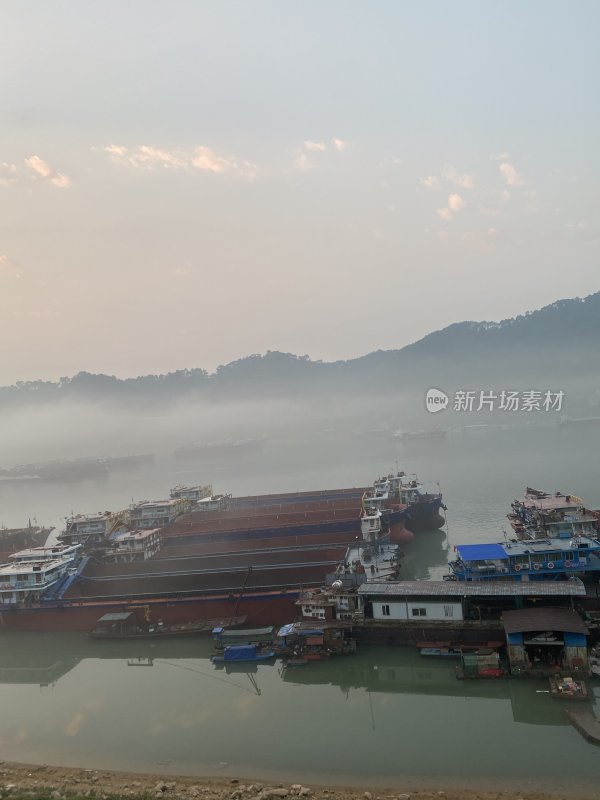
[
  {"xmin": 129, "ymin": 498, "xmax": 187, "ymax": 529},
  {"xmin": 0, "ymin": 550, "xmax": 78, "ymax": 605},
  {"xmin": 195, "ymin": 495, "xmax": 228, "ymax": 513},
  {"xmin": 9, "ymin": 543, "xmax": 81, "ymax": 562},
  {"xmin": 169, "ymin": 484, "xmax": 212, "ymax": 504},
  {"xmin": 106, "ymin": 528, "xmax": 161, "ymax": 562},
  {"xmin": 62, "ymin": 512, "xmax": 120, "ymax": 545}
]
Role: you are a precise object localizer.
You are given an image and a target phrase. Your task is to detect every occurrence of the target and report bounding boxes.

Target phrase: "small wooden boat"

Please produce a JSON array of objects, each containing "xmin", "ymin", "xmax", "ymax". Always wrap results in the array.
[
  {"xmin": 212, "ymin": 625, "xmax": 275, "ymax": 648},
  {"xmin": 549, "ymin": 675, "xmax": 589, "ymax": 700},
  {"xmin": 419, "ymin": 647, "xmax": 462, "ymax": 658},
  {"xmin": 211, "ymin": 644, "xmax": 276, "ymax": 664}
]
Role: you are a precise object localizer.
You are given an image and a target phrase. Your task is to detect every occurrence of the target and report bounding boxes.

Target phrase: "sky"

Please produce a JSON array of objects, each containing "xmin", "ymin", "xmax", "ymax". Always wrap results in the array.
[{"xmin": 1, "ymin": 0, "xmax": 599, "ymax": 384}]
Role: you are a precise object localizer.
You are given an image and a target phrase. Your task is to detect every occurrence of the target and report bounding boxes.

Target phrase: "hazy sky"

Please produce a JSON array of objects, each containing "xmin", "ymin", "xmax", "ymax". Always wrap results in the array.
[{"xmin": 1, "ymin": 1, "xmax": 599, "ymax": 383}]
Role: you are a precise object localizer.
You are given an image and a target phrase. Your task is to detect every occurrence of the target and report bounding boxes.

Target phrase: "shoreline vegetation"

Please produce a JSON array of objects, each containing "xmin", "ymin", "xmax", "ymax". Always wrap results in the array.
[{"xmin": 0, "ymin": 762, "xmax": 594, "ymax": 800}]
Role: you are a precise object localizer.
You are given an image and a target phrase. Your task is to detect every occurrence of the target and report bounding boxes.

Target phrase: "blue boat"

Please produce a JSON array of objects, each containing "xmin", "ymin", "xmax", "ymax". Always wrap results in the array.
[
  {"xmin": 210, "ymin": 643, "xmax": 276, "ymax": 664},
  {"xmin": 419, "ymin": 647, "xmax": 463, "ymax": 658},
  {"xmin": 447, "ymin": 537, "xmax": 600, "ymax": 582}
]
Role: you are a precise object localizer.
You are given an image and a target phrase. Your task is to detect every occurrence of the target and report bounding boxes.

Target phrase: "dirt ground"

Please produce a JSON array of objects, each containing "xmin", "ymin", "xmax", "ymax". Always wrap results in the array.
[{"xmin": 0, "ymin": 762, "xmax": 594, "ymax": 800}]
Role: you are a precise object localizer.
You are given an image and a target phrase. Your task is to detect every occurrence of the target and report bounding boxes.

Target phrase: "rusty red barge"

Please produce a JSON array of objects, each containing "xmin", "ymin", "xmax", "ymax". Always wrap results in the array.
[{"xmin": 0, "ymin": 480, "xmax": 409, "ymax": 632}]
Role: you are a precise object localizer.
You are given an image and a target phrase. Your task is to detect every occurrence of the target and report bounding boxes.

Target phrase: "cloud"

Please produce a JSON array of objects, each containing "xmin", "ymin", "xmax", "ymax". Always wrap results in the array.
[
  {"xmin": 0, "ymin": 162, "xmax": 19, "ymax": 187},
  {"xmin": 293, "ymin": 152, "xmax": 315, "ymax": 172},
  {"xmin": 25, "ymin": 155, "xmax": 71, "ymax": 188},
  {"xmin": 441, "ymin": 165, "xmax": 475, "ymax": 189},
  {"xmin": 392, "ymin": 157, "xmax": 403, "ymax": 167},
  {"xmin": 292, "ymin": 138, "xmax": 349, "ymax": 171},
  {"xmin": 103, "ymin": 143, "xmax": 257, "ymax": 178},
  {"xmin": 448, "ymin": 193, "xmax": 465, "ymax": 212},
  {"xmin": 423, "ymin": 166, "xmax": 474, "ymax": 190},
  {"xmin": 104, "ymin": 144, "xmax": 128, "ymax": 157},
  {"xmin": 132, "ymin": 145, "xmax": 187, "ymax": 169},
  {"xmin": 293, "ymin": 140, "xmax": 326, "ymax": 172},
  {"xmin": 303, "ymin": 140, "xmax": 327, "ymax": 153},
  {"xmin": 436, "ymin": 193, "xmax": 465, "ymax": 222},
  {"xmin": 0, "ymin": 255, "xmax": 22, "ymax": 279},
  {"xmin": 498, "ymin": 161, "xmax": 523, "ymax": 186},
  {"xmin": 490, "ymin": 152, "xmax": 511, "ymax": 161},
  {"xmin": 422, "ymin": 175, "xmax": 440, "ymax": 190},
  {"xmin": 331, "ymin": 138, "xmax": 349, "ymax": 153}
]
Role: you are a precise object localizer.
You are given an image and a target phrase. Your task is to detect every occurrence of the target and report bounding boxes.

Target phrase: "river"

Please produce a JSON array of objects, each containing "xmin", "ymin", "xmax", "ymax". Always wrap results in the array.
[{"xmin": 0, "ymin": 422, "xmax": 599, "ymax": 790}]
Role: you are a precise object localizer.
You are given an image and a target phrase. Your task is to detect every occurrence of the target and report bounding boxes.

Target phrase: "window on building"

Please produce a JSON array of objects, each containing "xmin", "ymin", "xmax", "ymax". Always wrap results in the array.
[
  {"xmin": 381, "ymin": 604, "xmax": 390, "ymax": 616},
  {"xmin": 411, "ymin": 607, "xmax": 427, "ymax": 617},
  {"xmin": 444, "ymin": 605, "xmax": 454, "ymax": 617}
]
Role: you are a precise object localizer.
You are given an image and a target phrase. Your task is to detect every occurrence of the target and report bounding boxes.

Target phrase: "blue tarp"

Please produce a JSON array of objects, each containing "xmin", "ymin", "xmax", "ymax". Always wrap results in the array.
[
  {"xmin": 277, "ymin": 624, "xmax": 295, "ymax": 637},
  {"xmin": 456, "ymin": 543, "xmax": 507, "ymax": 561},
  {"xmin": 224, "ymin": 644, "xmax": 257, "ymax": 661},
  {"xmin": 564, "ymin": 632, "xmax": 587, "ymax": 647},
  {"xmin": 277, "ymin": 624, "xmax": 325, "ymax": 638}
]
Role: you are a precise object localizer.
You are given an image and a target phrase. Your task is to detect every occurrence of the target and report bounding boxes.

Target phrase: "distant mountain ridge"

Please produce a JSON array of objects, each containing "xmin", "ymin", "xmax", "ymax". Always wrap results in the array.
[
  {"xmin": 2, "ymin": 292, "xmax": 599, "ymax": 407},
  {"xmin": 403, "ymin": 293, "xmax": 600, "ymax": 356}
]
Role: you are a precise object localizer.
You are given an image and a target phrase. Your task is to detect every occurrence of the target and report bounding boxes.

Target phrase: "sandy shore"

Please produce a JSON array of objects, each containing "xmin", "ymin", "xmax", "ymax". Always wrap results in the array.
[{"xmin": 0, "ymin": 762, "xmax": 594, "ymax": 800}]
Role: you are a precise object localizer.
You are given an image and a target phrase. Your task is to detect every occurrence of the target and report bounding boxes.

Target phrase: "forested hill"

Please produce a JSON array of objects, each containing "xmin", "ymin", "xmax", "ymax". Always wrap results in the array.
[{"xmin": 3, "ymin": 292, "xmax": 599, "ymax": 407}]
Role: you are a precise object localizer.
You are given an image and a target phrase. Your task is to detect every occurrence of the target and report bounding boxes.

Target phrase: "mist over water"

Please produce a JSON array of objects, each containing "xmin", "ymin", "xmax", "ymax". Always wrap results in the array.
[{"xmin": 1, "ymin": 396, "xmax": 599, "ymax": 557}]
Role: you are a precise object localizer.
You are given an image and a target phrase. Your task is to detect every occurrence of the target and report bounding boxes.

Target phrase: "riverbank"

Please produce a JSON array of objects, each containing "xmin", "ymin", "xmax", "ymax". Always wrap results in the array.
[{"xmin": 0, "ymin": 762, "xmax": 595, "ymax": 800}]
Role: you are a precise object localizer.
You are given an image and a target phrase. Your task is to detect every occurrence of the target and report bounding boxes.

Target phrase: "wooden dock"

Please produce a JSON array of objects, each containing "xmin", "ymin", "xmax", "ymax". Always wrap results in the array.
[{"xmin": 565, "ymin": 709, "xmax": 600, "ymax": 743}]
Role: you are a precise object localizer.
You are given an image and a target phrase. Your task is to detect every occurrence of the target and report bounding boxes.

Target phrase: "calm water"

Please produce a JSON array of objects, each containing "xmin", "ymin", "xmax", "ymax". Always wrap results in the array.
[{"xmin": 1, "ymin": 423, "xmax": 600, "ymax": 789}]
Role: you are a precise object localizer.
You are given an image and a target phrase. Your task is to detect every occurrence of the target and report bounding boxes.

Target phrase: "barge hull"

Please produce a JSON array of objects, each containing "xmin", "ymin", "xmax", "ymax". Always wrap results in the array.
[{"xmin": 0, "ymin": 590, "xmax": 301, "ymax": 633}]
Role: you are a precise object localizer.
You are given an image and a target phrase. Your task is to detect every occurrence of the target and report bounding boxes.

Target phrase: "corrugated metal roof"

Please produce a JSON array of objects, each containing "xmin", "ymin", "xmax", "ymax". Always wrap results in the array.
[
  {"xmin": 97, "ymin": 612, "xmax": 134, "ymax": 622},
  {"xmin": 357, "ymin": 579, "xmax": 586, "ymax": 597},
  {"xmin": 502, "ymin": 607, "xmax": 588, "ymax": 635}
]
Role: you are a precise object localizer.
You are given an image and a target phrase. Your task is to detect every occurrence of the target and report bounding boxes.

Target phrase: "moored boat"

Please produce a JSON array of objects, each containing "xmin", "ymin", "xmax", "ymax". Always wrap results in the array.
[
  {"xmin": 0, "ymin": 523, "xmax": 53, "ymax": 561},
  {"xmin": 210, "ymin": 643, "xmax": 276, "ymax": 664},
  {"xmin": 90, "ymin": 611, "xmax": 248, "ymax": 639},
  {"xmin": 447, "ymin": 536, "xmax": 600, "ymax": 582},
  {"xmin": 508, "ymin": 488, "xmax": 598, "ymax": 541}
]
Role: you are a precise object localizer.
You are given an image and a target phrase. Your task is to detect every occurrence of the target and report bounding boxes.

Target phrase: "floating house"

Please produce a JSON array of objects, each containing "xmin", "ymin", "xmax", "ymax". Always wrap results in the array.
[
  {"xmin": 298, "ymin": 579, "xmax": 586, "ymax": 625},
  {"xmin": 447, "ymin": 538, "xmax": 600, "ymax": 582}
]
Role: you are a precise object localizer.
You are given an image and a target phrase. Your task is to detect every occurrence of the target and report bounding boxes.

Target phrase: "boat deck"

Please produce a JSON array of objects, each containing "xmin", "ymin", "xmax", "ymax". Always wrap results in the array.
[{"xmin": 65, "ymin": 562, "xmax": 337, "ymax": 600}]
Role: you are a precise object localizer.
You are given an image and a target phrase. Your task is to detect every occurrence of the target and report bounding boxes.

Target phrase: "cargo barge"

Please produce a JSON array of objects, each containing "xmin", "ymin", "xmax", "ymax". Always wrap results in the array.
[
  {"xmin": 0, "ymin": 500, "xmax": 402, "ymax": 631},
  {"xmin": 0, "ymin": 470, "xmax": 442, "ymax": 633}
]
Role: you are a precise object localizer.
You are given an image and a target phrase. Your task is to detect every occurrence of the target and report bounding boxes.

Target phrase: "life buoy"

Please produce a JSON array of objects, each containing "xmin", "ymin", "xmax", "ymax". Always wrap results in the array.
[
  {"xmin": 533, "ymin": 563, "xmax": 541, "ymax": 570},
  {"xmin": 547, "ymin": 562, "xmax": 555, "ymax": 570},
  {"xmin": 514, "ymin": 564, "xmax": 522, "ymax": 571}
]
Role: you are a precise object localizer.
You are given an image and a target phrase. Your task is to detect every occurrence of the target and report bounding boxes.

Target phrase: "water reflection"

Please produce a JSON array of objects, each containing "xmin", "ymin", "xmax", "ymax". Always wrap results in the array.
[
  {"xmin": 0, "ymin": 631, "xmax": 599, "ymax": 789},
  {"xmin": 280, "ymin": 646, "xmax": 570, "ymax": 728},
  {"xmin": 0, "ymin": 631, "xmax": 581, "ymax": 729}
]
